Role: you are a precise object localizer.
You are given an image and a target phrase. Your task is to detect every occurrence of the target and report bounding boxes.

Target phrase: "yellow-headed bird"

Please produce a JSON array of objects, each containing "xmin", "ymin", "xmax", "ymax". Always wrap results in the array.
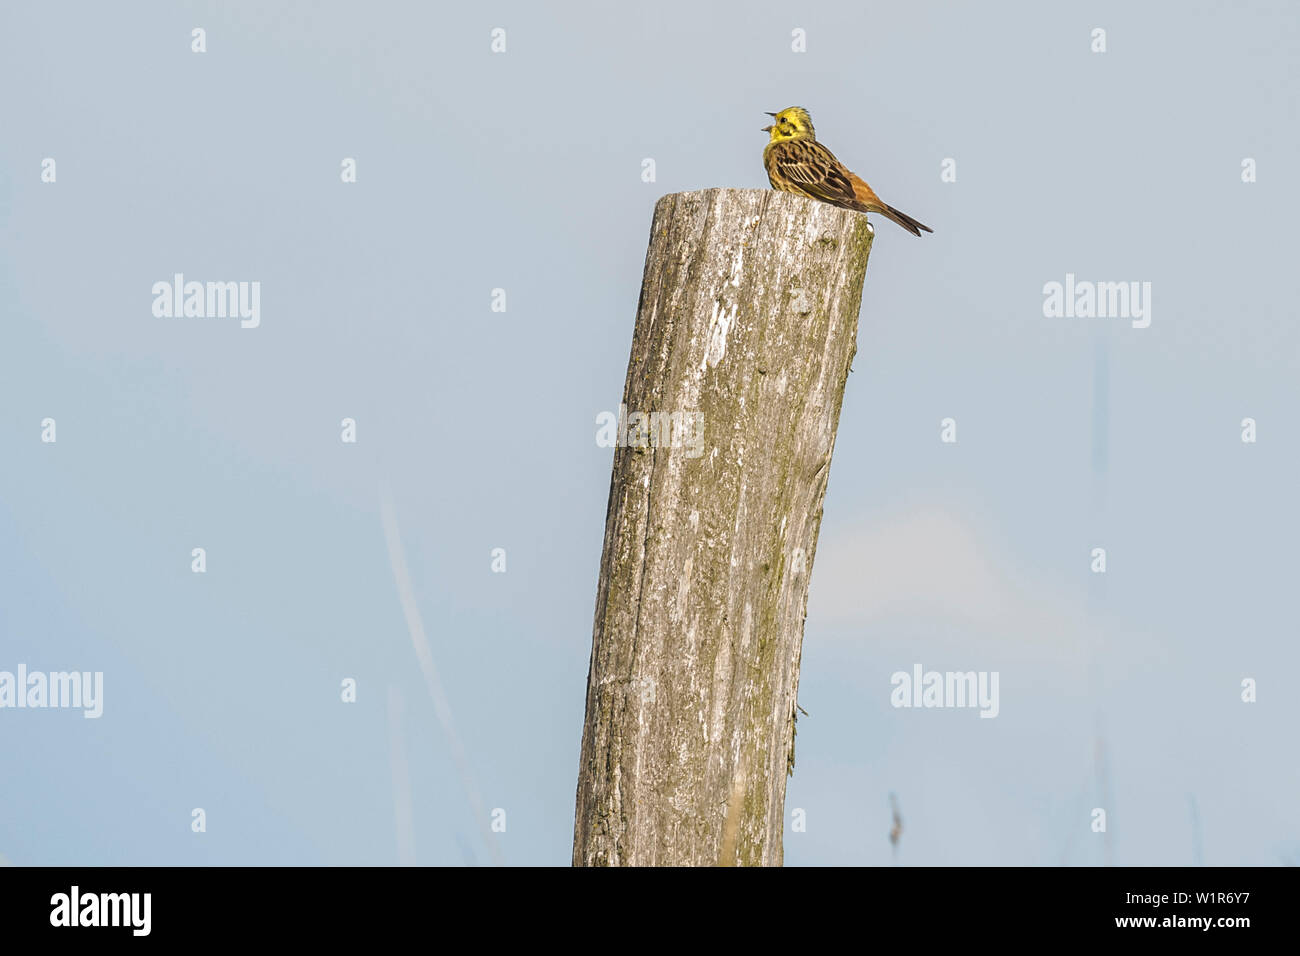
[{"xmin": 762, "ymin": 107, "xmax": 933, "ymax": 237}]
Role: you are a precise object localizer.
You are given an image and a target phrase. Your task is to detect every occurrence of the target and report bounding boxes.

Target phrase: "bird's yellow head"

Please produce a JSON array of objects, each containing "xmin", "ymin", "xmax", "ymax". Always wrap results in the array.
[{"xmin": 762, "ymin": 107, "xmax": 815, "ymax": 143}]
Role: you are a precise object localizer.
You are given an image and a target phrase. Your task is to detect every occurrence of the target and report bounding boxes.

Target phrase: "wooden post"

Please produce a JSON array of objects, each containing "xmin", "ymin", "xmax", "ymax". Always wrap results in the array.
[{"xmin": 573, "ymin": 188, "xmax": 874, "ymax": 866}]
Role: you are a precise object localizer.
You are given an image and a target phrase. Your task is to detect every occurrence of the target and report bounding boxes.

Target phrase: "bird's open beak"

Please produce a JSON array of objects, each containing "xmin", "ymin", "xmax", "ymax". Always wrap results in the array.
[
  {"xmin": 761, "ymin": 125, "xmax": 772, "ymax": 132},
  {"xmin": 765, "ymin": 112, "xmax": 778, "ymax": 117}
]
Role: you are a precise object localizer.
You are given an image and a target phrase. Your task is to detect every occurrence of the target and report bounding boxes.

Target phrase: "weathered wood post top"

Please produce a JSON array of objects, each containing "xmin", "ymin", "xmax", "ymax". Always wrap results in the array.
[{"xmin": 574, "ymin": 187, "xmax": 874, "ymax": 866}]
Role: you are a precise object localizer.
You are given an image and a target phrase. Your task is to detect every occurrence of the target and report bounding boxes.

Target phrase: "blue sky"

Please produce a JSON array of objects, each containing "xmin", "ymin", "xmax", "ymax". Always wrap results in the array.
[{"xmin": 1, "ymin": 0, "xmax": 1297, "ymax": 865}]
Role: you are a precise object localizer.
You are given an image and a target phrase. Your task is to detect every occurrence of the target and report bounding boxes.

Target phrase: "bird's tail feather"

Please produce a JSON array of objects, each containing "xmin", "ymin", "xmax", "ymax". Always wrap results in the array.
[{"xmin": 873, "ymin": 203, "xmax": 933, "ymax": 237}]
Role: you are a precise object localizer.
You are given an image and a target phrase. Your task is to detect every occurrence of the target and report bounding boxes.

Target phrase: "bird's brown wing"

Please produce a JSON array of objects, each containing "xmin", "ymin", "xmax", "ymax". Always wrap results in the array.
[
  {"xmin": 767, "ymin": 139, "xmax": 867, "ymax": 212},
  {"xmin": 847, "ymin": 172, "xmax": 886, "ymax": 210},
  {"xmin": 849, "ymin": 172, "xmax": 934, "ymax": 235}
]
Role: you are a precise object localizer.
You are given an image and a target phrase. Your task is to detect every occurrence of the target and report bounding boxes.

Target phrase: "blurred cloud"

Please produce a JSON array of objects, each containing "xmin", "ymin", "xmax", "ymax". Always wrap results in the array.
[{"xmin": 813, "ymin": 507, "xmax": 1082, "ymax": 644}]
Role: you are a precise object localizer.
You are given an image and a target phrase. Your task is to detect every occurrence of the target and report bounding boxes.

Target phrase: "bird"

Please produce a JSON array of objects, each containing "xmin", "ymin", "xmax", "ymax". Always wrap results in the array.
[{"xmin": 762, "ymin": 107, "xmax": 933, "ymax": 237}]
